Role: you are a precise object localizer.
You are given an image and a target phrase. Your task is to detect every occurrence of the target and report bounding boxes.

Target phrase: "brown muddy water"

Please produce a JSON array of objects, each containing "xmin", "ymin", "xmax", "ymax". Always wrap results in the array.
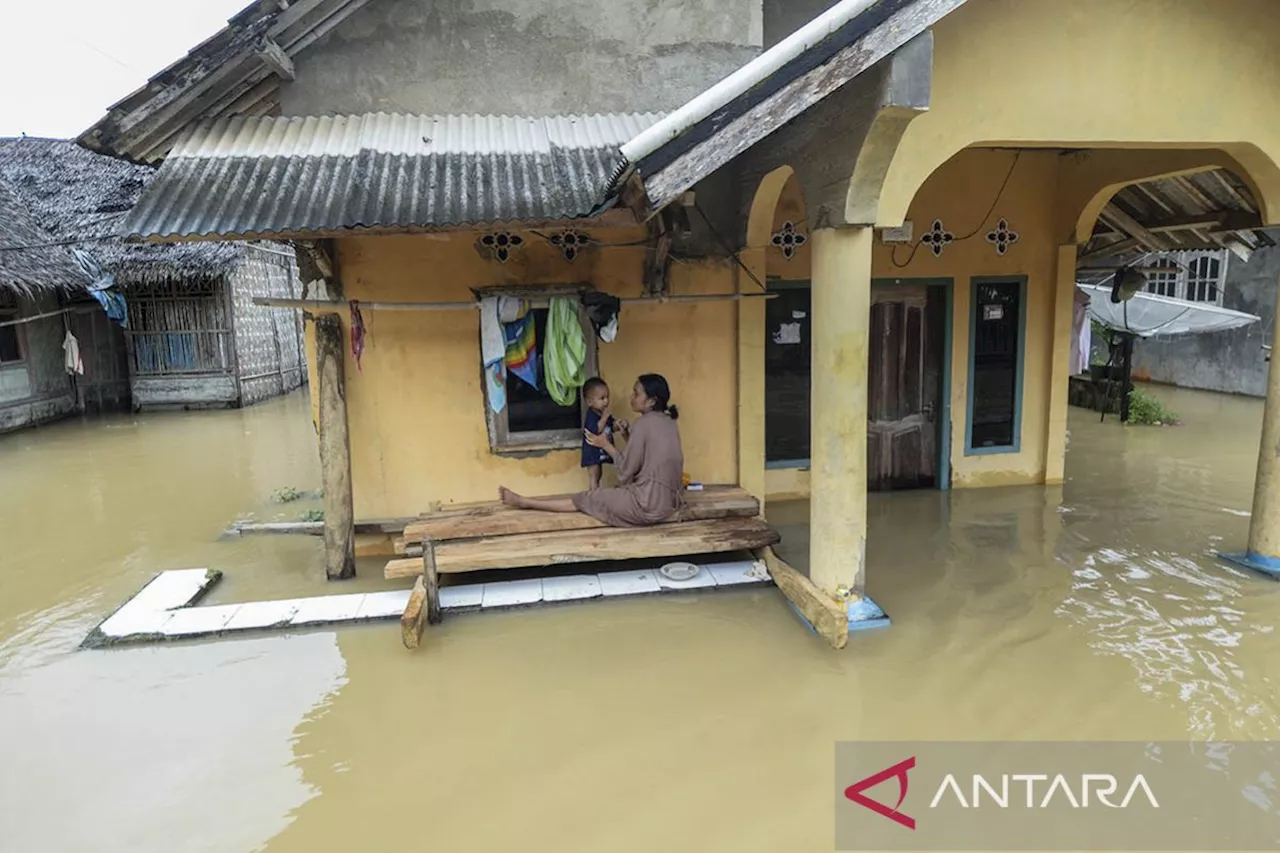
[{"xmin": 2, "ymin": 386, "xmax": 1279, "ymax": 852}]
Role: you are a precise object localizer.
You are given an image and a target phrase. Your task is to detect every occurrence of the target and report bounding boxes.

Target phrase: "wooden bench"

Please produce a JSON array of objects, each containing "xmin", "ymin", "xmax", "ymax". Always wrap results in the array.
[{"xmin": 395, "ymin": 486, "xmax": 780, "ymax": 648}]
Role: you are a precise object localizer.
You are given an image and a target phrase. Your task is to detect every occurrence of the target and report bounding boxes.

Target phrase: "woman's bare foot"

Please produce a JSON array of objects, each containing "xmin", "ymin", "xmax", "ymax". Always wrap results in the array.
[{"xmin": 498, "ymin": 486, "xmax": 525, "ymax": 508}]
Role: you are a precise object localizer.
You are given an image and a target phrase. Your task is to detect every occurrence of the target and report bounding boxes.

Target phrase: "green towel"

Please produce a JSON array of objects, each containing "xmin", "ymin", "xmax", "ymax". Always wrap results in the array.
[{"xmin": 545, "ymin": 297, "xmax": 587, "ymax": 407}]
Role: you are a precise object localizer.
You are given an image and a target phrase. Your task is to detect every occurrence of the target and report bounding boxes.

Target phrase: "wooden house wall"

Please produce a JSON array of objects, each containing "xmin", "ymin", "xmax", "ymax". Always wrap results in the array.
[
  {"xmin": 127, "ymin": 278, "xmax": 238, "ymax": 409},
  {"xmin": 230, "ymin": 248, "xmax": 307, "ymax": 407},
  {"xmin": 0, "ymin": 293, "xmax": 77, "ymax": 433},
  {"xmin": 68, "ymin": 305, "xmax": 131, "ymax": 414}
]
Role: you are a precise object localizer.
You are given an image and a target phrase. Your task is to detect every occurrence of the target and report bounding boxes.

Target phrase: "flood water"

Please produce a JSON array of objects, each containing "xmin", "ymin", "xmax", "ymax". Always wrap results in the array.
[{"xmin": 3, "ymin": 386, "xmax": 1280, "ymax": 852}]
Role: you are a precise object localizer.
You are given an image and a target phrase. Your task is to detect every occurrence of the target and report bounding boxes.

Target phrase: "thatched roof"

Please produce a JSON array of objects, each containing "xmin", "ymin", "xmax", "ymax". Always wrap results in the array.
[
  {"xmin": 0, "ymin": 137, "xmax": 248, "ymax": 287},
  {"xmin": 0, "ymin": 176, "xmax": 87, "ymax": 297}
]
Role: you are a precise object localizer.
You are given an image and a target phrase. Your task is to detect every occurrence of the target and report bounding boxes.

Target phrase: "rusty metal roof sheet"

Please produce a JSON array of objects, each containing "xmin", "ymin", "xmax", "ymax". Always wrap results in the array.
[{"xmin": 123, "ymin": 112, "xmax": 661, "ymax": 240}]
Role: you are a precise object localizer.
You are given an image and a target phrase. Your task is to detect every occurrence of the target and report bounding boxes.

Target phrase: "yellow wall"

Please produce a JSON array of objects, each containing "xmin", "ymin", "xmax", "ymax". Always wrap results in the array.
[
  {"xmin": 873, "ymin": 0, "xmax": 1280, "ymax": 228},
  {"xmin": 308, "ymin": 229, "xmax": 739, "ymax": 518}
]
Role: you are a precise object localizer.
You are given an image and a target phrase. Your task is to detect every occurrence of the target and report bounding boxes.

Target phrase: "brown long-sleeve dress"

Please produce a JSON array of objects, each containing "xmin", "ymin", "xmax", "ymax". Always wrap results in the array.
[{"xmin": 572, "ymin": 411, "xmax": 684, "ymax": 527}]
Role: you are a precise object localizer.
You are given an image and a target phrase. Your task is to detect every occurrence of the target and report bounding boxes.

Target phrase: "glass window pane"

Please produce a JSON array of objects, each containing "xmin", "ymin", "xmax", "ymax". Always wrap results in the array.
[
  {"xmin": 765, "ymin": 285, "xmax": 811, "ymax": 463},
  {"xmin": 970, "ymin": 280, "xmax": 1021, "ymax": 450}
]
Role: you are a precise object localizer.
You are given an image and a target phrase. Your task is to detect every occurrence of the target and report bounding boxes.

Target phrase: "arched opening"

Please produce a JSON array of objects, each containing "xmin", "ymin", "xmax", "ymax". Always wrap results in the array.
[{"xmin": 1069, "ymin": 165, "xmax": 1272, "ymax": 424}]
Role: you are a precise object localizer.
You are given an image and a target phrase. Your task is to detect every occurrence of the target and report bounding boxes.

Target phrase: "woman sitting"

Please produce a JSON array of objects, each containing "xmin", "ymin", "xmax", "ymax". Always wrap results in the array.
[{"xmin": 499, "ymin": 374, "xmax": 684, "ymax": 527}]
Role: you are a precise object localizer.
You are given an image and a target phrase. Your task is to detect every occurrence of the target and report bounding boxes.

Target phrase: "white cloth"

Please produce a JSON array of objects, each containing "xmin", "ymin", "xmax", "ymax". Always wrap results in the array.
[
  {"xmin": 497, "ymin": 296, "xmax": 527, "ymax": 324},
  {"xmin": 1070, "ymin": 288, "xmax": 1090, "ymax": 375},
  {"xmin": 480, "ymin": 298, "xmax": 506, "ymax": 413},
  {"xmin": 600, "ymin": 314, "xmax": 618, "ymax": 343},
  {"xmin": 63, "ymin": 329, "xmax": 83, "ymax": 376}
]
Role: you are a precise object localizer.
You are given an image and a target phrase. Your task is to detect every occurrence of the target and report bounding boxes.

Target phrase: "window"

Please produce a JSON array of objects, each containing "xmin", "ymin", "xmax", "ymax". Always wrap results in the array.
[
  {"xmin": 764, "ymin": 282, "xmax": 811, "ymax": 466},
  {"xmin": 485, "ymin": 299, "xmax": 597, "ymax": 452},
  {"xmin": 0, "ymin": 296, "xmax": 24, "ymax": 365},
  {"xmin": 1145, "ymin": 260, "xmax": 1179, "ymax": 298},
  {"xmin": 128, "ymin": 281, "xmax": 233, "ymax": 375},
  {"xmin": 1138, "ymin": 250, "xmax": 1228, "ymax": 306},
  {"xmin": 967, "ymin": 278, "xmax": 1024, "ymax": 454},
  {"xmin": 1185, "ymin": 254, "xmax": 1222, "ymax": 303}
]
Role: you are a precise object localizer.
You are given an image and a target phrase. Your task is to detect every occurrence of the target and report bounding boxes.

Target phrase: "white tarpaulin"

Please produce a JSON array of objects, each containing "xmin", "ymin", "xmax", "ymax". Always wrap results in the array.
[{"xmin": 1076, "ymin": 282, "xmax": 1261, "ymax": 338}]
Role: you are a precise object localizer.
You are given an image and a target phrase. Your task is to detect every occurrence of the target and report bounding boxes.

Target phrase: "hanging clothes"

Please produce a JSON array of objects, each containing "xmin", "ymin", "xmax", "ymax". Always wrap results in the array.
[
  {"xmin": 73, "ymin": 249, "xmax": 128, "ymax": 328},
  {"xmin": 504, "ymin": 312, "xmax": 539, "ymax": 389},
  {"xmin": 498, "ymin": 296, "xmax": 528, "ymax": 324},
  {"xmin": 582, "ymin": 291, "xmax": 621, "ymax": 343},
  {"xmin": 349, "ymin": 300, "xmax": 366, "ymax": 371},
  {"xmin": 480, "ymin": 297, "xmax": 507, "ymax": 413},
  {"xmin": 1070, "ymin": 287, "xmax": 1091, "ymax": 376},
  {"xmin": 545, "ymin": 296, "xmax": 587, "ymax": 406},
  {"xmin": 63, "ymin": 329, "xmax": 83, "ymax": 376}
]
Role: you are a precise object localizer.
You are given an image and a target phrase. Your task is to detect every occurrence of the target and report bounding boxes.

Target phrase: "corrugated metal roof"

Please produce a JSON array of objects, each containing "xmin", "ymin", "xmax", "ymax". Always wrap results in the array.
[{"xmin": 124, "ymin": 112, "xmax": 661, "ymax": 240}]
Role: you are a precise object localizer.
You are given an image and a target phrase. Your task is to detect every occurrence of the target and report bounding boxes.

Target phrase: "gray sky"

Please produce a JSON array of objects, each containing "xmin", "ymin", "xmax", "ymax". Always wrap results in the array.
[{"xmin": 0, "ymin": 1, "xmax": 249, "ymax": 138}]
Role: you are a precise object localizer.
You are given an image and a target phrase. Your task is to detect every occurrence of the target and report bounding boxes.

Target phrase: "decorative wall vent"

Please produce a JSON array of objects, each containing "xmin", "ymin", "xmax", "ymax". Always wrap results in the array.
[
  {"xmin": 920, "ymin": 219, "xmax": 955, "ymax": 257},
  {"xmin": 985, "ymin": 219, "xmax": 1020, "ymax": 256},
  {"xmin": 549, "ymin": 231, "xmax": 592, "ymax": 261},
  {"xmin": 478, "ymin": 232, "xmax": 524, "ymax": 263},
  {"xmin": 771, "ymin": 221, "xmax": 808, "ymax": 259}
]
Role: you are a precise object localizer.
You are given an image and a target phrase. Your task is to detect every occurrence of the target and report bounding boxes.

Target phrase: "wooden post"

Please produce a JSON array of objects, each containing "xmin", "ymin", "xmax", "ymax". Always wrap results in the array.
[
  {"xmin": 423, "ymin": 537, "xmax": 442, "ymax": 625},
  {"xmin": 315, "ymin": 313, "xmax": 355, "ymax": 580},
  {"xmin": 401, "ymin": 576, "xmax": 427, "ymax": 649}
]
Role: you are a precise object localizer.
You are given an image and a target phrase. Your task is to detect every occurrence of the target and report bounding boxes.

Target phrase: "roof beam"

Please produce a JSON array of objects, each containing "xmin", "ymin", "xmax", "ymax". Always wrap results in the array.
[
  {"xmin": 1094, "ymin": 210, "xmax": 1263, "ymax": 239},
  {"xmin": 257, "ymin": 37, "xmax": 295, "ymax": 81},
  {"xmin": 1099, "ymin": 205, "xmax": 1168, "ymax": 251},
  {"xmin": 1078, "ymin": 237, "xmax": 1140, "ymax": 263}
]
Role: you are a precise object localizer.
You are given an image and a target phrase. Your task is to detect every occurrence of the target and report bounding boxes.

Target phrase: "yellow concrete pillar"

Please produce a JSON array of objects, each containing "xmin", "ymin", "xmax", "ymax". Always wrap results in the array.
[
  {"xmin": 737, "ymin": 246, "xmax": 767, "ymax": 510},
  {"xmin": 809, "ymin": 226, "xmax": 872, "ymax": 599},
  {"xmin": 1044, "ymin": 245, "xmax": 1078, "ymax": 484}
]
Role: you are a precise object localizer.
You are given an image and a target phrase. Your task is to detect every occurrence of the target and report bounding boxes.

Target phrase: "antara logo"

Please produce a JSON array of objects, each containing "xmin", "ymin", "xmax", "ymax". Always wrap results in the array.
[
  {"xmin": 845, "ymin": 758, "xmax": 1160, "ymax": 830},
  {"xmin": 844, "ymin": 757, "xmax": 917, "ymax": 830}
]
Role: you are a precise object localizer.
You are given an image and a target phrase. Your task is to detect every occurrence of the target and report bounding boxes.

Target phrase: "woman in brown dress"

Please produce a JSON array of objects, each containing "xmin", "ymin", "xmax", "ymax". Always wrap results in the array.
[{"xmin": 498, "ymin": 374, "xmax": 684, "ymax": 527}]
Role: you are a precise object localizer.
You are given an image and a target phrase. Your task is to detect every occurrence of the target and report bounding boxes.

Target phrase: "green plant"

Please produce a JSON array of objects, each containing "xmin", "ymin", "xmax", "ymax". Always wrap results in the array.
[
  {"xmin": 271, "ymin": 486, "xmax": 305, "ymax": 503},
  {"xmin": 298, "ymin": 508, "xmax": 325, "ymax": 523},
  {"xmin": 1127, "ymin": 387, "xmax": 1178, "ymax": 426}
]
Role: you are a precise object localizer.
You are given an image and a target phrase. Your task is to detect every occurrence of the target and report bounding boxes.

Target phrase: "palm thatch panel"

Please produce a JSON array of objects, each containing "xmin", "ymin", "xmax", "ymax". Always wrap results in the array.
[
  {"xmin": 0, "ymin": 177, "xmax": 86, "ymax": 297},
  {"xmin": 0, "ymin": 137, "xmax": 248, "ymax": 288}
]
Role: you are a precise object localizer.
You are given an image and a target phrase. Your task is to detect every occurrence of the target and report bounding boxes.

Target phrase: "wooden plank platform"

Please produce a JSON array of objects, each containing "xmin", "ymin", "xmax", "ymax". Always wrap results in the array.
[
  {"xmin": 394, "ymin": 486, "xmax": 759, "ymax": 553},
  {"xmin": 385, "ymin": 516, "xmax": 780, "ymax": 579}
]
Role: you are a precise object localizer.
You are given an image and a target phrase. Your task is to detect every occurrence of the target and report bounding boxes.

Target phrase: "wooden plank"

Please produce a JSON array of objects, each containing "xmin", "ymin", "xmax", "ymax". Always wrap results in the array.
[
  {"xmin": 1099, "ymin": 206, "xmax": 1168, "ymax": 252},
  {"xmin": 316, "ymin": 313, "xmax": 355, "ymax": 580},
  {"xmin": 385, "ymin": 517, "xmax": 780, "ymax": 578},
  {"xmin": 756, "ymin": 547, "xmax": 848, "ymax": 650},
  {"xmin": 400, "ymin": 576, "xmax": 427, "ymax": 650},
  {"xmin": 400, "ymin": 486, "xmax": 758, "ymax": 544}
]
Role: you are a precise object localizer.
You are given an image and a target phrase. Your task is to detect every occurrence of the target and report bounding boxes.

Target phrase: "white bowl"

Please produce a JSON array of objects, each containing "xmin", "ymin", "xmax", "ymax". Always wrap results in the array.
[{"xmin": 659, "ymin": 562, "xmax": 700, "ymax": 581}]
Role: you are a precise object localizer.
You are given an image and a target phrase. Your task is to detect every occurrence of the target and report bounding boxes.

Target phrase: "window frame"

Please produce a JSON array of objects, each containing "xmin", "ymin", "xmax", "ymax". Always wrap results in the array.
[
  {"xmin": 1140, "ymin": 249, "xmax": 1229, "ymax": 306},
  {"xmin": 0, "ymin": 300, "xmax": 27, "ymax": 367},
  {"xmin": 481, "ymin": 288, "xmax": 599, "ymax": 455},
  {"xmin": 763, "ymin": 279, "xmax": 813, "ymax": 470},
  {"xmin": 964, "ymin": 275, "xmax": 1027, "ymax": 457}
]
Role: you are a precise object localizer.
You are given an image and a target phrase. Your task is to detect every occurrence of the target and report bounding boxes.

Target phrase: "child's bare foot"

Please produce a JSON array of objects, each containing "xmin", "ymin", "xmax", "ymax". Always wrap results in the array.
[{"xmin": 499, "ymin": 486, "xmax": 523, "ymax": 508}]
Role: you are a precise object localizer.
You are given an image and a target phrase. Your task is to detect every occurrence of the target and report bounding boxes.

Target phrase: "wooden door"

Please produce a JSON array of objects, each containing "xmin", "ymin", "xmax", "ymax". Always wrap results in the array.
[{"xmin": 867, "ymin": 284, "xmax": 946, "ymax": 491}]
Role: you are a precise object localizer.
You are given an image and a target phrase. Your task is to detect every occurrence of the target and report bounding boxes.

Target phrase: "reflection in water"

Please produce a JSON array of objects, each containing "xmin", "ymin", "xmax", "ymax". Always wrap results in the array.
[{"xmin": 3, "ymin": 386, "xmax": 1280, "ymax": 851}]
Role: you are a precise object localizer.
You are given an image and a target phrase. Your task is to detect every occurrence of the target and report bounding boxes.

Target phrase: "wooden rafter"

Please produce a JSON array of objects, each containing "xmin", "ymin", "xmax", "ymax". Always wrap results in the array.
[{"xmin": 1098, "ymin": 205, "xmax": 1167, "ymax": 251}]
